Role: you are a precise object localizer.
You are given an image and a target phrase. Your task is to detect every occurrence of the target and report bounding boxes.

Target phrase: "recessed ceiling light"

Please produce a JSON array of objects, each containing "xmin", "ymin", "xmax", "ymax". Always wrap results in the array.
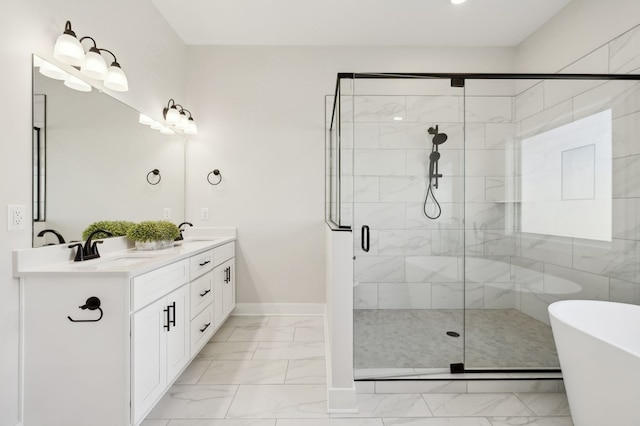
[{"xmin": 451, "ymin": 0, "xmax": 467, "ymax": 4}]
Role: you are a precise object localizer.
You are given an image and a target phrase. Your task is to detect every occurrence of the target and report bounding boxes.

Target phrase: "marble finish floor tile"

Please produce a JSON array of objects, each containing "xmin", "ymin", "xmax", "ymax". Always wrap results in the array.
[
  {"xmin": 146, "ymin": 385, "xmax": 238, "ymax": 419},
  {"xmin": 210, "ymin": 326, "xmax": 235, "ymax": 342},
  {"xmin": 383, "ymin": 418, "xmax": 492, "ymax": 425},
  {"xmin": 146, "ymin": 314, "xmax": 574, "ymax": 426},
  {"xmin": 141, "ymin": 420, "xmax": 169, "ymax": 426},
  {"xmin": 223, "ymin": 316, "xmax": 270, "ymax": 327},
  {"xmin": 175, "ymin": 359, "xmax": 211, "ymax": 384},
  {"xmin": 422, "ymin": 393, "xmax": 536, "ymax": 417},
  {"xmin": 253, "ymin": 341, "xmax": 325, "ymax": 360},
  {"xmin": 227, "ymin": 384, "xmax": 329, "ymax": 419},
  {"xmin": 488, "ymin": 418, "xmax": 574, "ymax": 426},
  {"xmin": 267, "ymin": 316, "xmax": 324, "ymax": 328},
  {"xmin": 199, "ymin": 360, "xmax": 288, "ymax": 384},
  {"xmin": 285, "ymin": 360, "xmax": 327, "ymax": 384},
  {"xmin": 197, "ymin": 342, "xmax": 259, "ymax": 360},
  {"xmin": 276, "ymin": 420, "xmax": 383, "ymax": 425},
  {"xmin": 514, "ymin": 393, "xmax": 571, "ymax": 416},
  {"xmin": 333, "ymin": 394, "xmax": 432, "ymax": 418},
  {"xmin": 168, "ymin": 420, "xmax": 275, "ymax": 426},
  {"xmin": 228, "ymin": 326, "xmax": 295, "ymax": 342},
  {"xmin": 294, "ymin": 326, "xmax": 325, "ymax": 341}
]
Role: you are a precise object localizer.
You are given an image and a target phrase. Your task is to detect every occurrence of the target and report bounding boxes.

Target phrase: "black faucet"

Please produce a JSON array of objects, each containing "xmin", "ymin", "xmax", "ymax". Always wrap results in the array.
[
  {"xmin": 37, "ymin": 229, "xmax": 66, "ymax": 244},
  {"xmin": 176, "ymin": 222, "xmax": 193, "ymax": 241},
  {"xmin": 68, "ymin": 229, "xmax": 113, "ymax": 262}
]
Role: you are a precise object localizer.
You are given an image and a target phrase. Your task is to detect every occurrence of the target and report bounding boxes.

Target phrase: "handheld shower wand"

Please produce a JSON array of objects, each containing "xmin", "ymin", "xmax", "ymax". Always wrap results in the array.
[{"xmin": 424, "ymin": 125, "xmax": 448, "ymax": 220}]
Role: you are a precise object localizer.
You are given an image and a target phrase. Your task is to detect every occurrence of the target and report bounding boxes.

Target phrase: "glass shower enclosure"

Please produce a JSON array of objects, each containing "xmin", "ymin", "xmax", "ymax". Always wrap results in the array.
[{"xmin": 326, "ymin": 72, "xmax": 640, "ymax": 379}]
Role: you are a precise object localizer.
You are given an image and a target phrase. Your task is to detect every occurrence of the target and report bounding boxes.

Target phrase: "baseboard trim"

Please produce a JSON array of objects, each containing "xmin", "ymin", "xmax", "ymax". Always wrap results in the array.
[
  {"xmin": 327, "ymin": 386, "xmax": 358, "ymax": 413},
  {"xmin": 233, "ymin": 303, "xmax": 325, "ymax": 316}
]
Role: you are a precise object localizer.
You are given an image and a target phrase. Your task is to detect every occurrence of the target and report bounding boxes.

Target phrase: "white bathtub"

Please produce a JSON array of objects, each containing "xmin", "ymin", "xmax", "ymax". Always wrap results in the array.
[{"xmin": 549, "ymin": 300, "xmax": 640, "ymax": 426}]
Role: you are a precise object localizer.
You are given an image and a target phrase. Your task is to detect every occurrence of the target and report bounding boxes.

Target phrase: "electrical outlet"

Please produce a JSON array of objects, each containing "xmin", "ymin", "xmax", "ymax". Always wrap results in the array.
[
  {"xmin": 201, "ymin": 207, "xmax": 209, "ymax": 220},
  {"xmin": 8, "ymin": 205, "xmax": 26, "ymax": 231},
  {"xmin": 163, "ymin": 207, "xmax": 172, "ymax": 219}
]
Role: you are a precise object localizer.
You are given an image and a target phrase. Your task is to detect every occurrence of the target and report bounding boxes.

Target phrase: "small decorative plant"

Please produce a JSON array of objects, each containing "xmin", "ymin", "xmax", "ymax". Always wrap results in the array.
[
  {"xmin": 126, "ymin": 221, "xmax": 180, "ymax": 250},
  {"xmin": 82, "ymin": 220, "xmax": 136, "ymax": 240}
]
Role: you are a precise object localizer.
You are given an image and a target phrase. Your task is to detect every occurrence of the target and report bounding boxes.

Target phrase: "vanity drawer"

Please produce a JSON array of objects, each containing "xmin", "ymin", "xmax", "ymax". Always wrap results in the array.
[
  {"xmin": 190, "ymin": 304, "xmax": 214, "ymax": 355},
  {"xmin": 213, "ymin": 242, "xmax": 234, "ymax": 266},
  {"xmin": 131, "ymin": 259, "xmax": 189, "ymax": 311},
  {"xmin": 190, "ymin": 249, "xmax": 215, "ymax": 280},
  {"xmin": 190, "ymin": 271, "xmax": 214, "ymax": 319}
]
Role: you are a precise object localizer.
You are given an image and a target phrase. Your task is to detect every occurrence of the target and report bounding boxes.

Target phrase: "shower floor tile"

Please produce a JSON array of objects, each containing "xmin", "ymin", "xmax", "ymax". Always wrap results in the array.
[{"xmin": 354, "ymin": 309, "xmax": 559, "ymax": 372}]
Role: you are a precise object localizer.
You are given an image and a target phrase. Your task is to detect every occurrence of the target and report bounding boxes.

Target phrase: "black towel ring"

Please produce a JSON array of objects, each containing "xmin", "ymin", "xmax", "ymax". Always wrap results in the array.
[
  {"xmin": 147, "ymin": 169, "xmax": 161, "ymax": 185},
  {"xmin": 207, "ymin": 169, "xmax": 222, "ymax": 185}
]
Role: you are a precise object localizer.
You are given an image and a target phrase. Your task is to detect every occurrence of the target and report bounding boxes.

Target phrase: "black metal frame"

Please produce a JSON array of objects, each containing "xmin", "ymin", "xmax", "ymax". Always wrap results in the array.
[{"xmin": 328, "ymin": 70, "xmax": 640, "ymax": 378}]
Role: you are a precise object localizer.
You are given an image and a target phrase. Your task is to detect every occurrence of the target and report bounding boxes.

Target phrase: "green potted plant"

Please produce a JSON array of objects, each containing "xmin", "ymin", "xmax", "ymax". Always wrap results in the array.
[
  {"xmin": 126, "ymin": 220, "xmax": 180, "ymax": 250},
  {"xmin": 82, "ymin": 220, "xmax": 137, "ymax": 240}
]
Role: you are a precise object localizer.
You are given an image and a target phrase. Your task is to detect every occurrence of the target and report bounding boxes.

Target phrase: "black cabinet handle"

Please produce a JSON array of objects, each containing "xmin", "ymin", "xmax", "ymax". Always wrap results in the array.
[
  {"xmin": 224, "ymin": 266, "xmax": 232, "ymax": 283},
  {"xmin": 199, "ymin": 322, "xmax": 211, "ymax": 333},
  {"xmin": 169, "ymin": 301, "xmax": 176, "ymax": 327},
  {"xmin": 199, "ymin": 289, "xmax": 211, "ymax": 297},
  {"xmin": 164, "ymin": 305, "xmax": 171, "ymax": 331},
  {"xmin": 361, "ymin": 225, "xmax": 370, "ymax": 253},
  {"xmin": 199, "ymin": 260, "xmax": 211, "ymax": 267}
]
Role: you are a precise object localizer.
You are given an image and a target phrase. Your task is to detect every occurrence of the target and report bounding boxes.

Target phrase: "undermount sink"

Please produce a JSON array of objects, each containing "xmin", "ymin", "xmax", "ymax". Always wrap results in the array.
[{"xmin": 77, "ymin": 254, "xmax": 161, "ymax": 270}]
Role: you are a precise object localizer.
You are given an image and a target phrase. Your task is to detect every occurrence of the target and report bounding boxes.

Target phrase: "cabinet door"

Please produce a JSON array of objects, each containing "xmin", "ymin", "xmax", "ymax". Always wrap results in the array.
[
  {"xmin": 132, "ymin": 297, "xmax": 167, "ymax": 424},
  {"xmin": 166, "ymin": 284, "xmax": 191, "ymax": 383},
  {"xmin": 222, "ymin": 258, "xmax": 236, "ymax": 318}
]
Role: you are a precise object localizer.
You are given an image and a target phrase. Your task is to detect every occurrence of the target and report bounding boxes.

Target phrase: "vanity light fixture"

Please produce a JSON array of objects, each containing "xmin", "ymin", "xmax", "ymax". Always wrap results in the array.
[
  {"xmin": 52, "ymin": 20, "xmax": 129, "ymax": 92},
  {"xmin": 163, "ymin": 99, "xmax": 198, "ymax": 135},
  {"xmin": 63, "ymin": 74, "xmax": 92, "ymax": 92}
]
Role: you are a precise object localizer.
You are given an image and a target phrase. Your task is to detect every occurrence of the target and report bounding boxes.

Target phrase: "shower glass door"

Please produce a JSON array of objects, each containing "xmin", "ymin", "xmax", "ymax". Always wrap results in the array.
[{"xmin": 351, "ymin": 77, "xmax": 466, "ymax": 378}]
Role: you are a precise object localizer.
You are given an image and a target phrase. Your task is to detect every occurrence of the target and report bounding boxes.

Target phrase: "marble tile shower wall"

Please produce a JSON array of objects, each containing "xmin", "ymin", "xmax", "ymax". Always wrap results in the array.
[
  {"xmin": 513, "ymin": 25, "xmax": 640, "ymax": 324},
  {"xmin": 349, "ymin": 91, "xmax": 516, "ymax": 311}
]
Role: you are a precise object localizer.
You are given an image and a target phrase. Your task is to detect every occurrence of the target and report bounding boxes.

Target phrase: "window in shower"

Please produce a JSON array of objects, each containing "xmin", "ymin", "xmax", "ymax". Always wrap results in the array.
[{"xmin": 521, "ymin": 109, "xmax": 612, "ymax": 241}]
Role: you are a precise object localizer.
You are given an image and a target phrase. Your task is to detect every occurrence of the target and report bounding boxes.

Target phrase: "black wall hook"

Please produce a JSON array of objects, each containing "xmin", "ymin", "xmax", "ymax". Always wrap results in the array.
[{"xmin": 68, "ymin": 296, "xmax": 104, "ymax": 323}]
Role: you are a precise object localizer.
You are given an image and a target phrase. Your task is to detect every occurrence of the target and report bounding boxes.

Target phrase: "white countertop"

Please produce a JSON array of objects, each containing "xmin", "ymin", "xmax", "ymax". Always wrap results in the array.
[{"xmin": 13, "ymin": 227, "xmax": 236, "ymax": 278}]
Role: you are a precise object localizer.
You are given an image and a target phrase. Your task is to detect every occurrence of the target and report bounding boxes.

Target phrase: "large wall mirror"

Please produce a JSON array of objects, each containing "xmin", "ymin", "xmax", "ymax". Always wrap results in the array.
[{"xmin": 32, "ymin": 55, "xmax": 185, "ymax": 247}]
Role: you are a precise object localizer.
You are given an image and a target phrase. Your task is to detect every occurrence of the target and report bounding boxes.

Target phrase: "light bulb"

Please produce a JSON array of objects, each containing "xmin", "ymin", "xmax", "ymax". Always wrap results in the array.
[
  {"xmin": 176, "ymin": 112, "xmax": 188, "ymax": 130},
  {"xmin": 165, "ymin": 107, "xmax": 180, "ymax": 125},
  {"xmin": 81, "ymin": 47, "xmax": 107, "ymax": 80},
  {"xmin": 104, "ymin": 62, "xmax": 128, "ymax": 92},
  {"xmin": 184, "ymin": 118, "xmax": 198, "ymax": 135},
  {"xmin": 53, "ymin": 29, "xmax": 84, "ymax": 66}
]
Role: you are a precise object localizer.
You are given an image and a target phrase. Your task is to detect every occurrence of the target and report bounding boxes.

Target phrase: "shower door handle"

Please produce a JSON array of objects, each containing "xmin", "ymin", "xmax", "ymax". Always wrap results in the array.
[{"xmin": 361, "ymin": 225, "xmax": 370, "ymax": 253}]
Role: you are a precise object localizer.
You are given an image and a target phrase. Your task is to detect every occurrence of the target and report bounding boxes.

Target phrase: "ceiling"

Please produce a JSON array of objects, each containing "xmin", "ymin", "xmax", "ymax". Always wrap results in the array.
[{"xmin": 151, "ymin": 0, "xmax": 573, "ymax": 47}]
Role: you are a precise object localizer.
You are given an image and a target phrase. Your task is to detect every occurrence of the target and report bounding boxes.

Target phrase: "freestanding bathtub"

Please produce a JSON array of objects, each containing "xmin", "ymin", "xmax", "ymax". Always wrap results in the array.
[{"xmin": 549, "ymin": 300, "xmax": 640, "ymax": 426}]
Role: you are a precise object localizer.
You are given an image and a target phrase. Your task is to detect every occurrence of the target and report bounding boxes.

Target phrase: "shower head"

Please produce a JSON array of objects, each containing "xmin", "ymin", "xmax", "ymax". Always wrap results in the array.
[
  {"xmin": 428, "ymin": 125, "xmax": 448, "ymax": 145},
  {"xmin": 432, "ymin": 133, "xmax": 448, "ymax": 145}
]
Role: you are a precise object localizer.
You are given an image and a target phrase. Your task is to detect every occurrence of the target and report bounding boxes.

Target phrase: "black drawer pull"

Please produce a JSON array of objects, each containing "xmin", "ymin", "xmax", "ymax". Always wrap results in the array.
[
  {"xmin": 199, "ymin": 289, "xmax": 211, "ymax": 297},
  {"xmin": 200, "ymin": 322, "xmax": 211, "ymax": 333},
  {"xmin": 163, "ymin": 306, "xmax": 171, "ymax": 331},
  {"xmin": 169, "ymin": 301, "xmax": 176, "ymax": 327},
  {"xmin": 199, "ymin": 260, "xmax": 211, "ymax": 267}
]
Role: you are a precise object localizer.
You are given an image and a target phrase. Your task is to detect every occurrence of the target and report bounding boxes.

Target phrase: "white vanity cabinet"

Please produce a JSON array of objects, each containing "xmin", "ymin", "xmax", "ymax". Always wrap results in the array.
[{"xmin": 17, "ymin": 236, "xmax": 236, "ymax": 426}]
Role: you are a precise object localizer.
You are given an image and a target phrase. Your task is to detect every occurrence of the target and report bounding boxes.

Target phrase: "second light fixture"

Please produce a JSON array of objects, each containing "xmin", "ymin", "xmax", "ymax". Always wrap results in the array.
[{"xmin": 163, "ymin": 99, "xmax": 198, "ymax": 135}]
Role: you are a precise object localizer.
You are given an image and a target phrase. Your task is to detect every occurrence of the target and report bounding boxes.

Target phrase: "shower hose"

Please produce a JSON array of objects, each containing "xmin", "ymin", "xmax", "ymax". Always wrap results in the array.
[{"xmin": 423, "ymin": 145, "xmax": 442, "ymax": 220}]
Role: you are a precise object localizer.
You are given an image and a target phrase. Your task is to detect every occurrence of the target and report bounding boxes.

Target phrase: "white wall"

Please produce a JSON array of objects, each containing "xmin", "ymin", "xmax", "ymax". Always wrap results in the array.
[
  {"xmin": 0, "ymin": 2, "xmax": 186, "ymax": 424},
  {"xmin": 516, "ymin": 0, "xmax": 640, "ymax": 72},
  {"xmin": 184, "ymin": 46, "xmax": 515, "ymax": 305}
]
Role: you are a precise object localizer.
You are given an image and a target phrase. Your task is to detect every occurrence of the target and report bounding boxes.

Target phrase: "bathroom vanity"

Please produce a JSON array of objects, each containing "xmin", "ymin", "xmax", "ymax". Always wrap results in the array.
[{"xmin": 14, "ymin": 232, "xmax": 236, "ymax": 426}]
